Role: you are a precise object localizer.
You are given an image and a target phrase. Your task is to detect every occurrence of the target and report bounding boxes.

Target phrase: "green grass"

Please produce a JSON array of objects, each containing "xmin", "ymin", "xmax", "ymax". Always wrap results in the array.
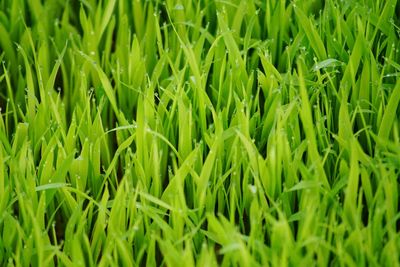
[{"xmin": 0, "ymin": 0, "xmax": 399, "ymax": 266}]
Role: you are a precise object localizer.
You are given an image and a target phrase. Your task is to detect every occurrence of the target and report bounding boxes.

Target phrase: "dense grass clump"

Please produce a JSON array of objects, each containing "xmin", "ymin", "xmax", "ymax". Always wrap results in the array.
[{"xmin": 0, "ymin": 0, "xmax": 399, "ymax": 266}]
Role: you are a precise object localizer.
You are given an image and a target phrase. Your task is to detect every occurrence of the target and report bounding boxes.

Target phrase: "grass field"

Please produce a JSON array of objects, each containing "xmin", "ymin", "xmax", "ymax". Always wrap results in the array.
[{"xmin": 0, "ymin": 0, "xmax": 399, "ymax": 266}]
